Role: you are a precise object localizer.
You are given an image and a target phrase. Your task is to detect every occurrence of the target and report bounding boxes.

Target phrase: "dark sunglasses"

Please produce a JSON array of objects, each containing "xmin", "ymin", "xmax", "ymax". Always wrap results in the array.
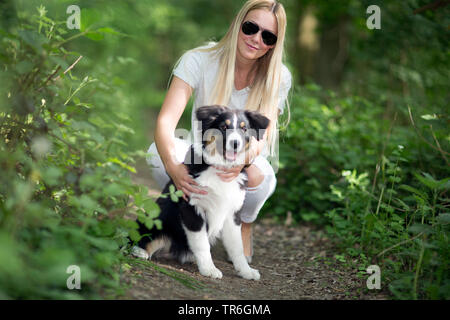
[{"xmin": 241, "ymin": 21, "xmax": 277, "ymax": 46}]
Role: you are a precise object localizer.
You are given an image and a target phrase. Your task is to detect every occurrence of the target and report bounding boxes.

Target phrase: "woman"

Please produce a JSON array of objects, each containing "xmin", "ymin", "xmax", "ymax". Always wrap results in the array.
[{"xmin": 147, "ymin": 0, "xmax": 291, "ymax": 263}]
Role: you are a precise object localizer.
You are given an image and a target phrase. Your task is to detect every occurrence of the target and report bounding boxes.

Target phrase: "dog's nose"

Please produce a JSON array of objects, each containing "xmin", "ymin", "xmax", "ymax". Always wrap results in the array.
[{"xmin": 231, "ymin": 140, "xmax": 240, "ymax": 151}]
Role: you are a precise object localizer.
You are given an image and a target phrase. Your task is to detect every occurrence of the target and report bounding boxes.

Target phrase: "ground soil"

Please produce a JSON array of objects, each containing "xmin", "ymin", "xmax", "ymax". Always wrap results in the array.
[{"xmin": 118, "ymin": 158, "xmax": 390, "ymax": 300}]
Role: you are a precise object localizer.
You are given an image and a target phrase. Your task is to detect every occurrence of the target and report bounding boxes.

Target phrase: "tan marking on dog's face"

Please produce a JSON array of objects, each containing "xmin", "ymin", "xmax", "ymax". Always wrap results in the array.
[
  {"xmin": 205, "ymin": 134, "xmax": 216, "ymax": 156},
  {"xmin": 225, "ymin": 119, "xmax": 231, "ymax": 126},
  {"xmin": 206, "ymin": 135, "xmax": 215, "ymax": 144},
  {"xmin": 240, "ymin": 121, "xmax": 246, "ymax": 128}
]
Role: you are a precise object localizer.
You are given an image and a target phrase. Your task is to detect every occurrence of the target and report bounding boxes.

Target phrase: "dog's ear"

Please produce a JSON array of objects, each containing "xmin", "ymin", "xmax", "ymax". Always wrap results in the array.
[
  {"xmin": 244, "ymin": 110, "xmax": 270, "ymax": 140},
  {"xmin": 196, "ymin": 105, "xmax": 228, "ymax": 130}
]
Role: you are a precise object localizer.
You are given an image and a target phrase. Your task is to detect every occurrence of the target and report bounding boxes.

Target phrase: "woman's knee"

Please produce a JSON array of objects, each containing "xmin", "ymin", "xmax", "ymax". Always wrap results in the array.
[
  {"xmin": 246, "ymin": 164, "xmax": 265, "ymax": 188},
  {"xmin": 245, "ymin": 166, "xmax": 276, "ymax": 198}
]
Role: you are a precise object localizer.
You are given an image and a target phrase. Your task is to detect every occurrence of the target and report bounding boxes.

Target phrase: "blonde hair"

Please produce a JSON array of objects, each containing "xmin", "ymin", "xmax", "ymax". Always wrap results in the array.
[{"xmin": 198, "ymin": 0, "xmax": 290, "ymax": 157}]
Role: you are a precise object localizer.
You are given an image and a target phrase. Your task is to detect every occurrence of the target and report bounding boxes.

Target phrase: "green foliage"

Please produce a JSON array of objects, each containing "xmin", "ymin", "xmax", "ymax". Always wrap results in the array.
[
  {"xmin": 266, "ymin": 84, "xmax": 386, "ymax": 223},
  {"xmin": 1, "ymin": 0, "xmax": 447, "ymax": 300},
  {"xmin": 326, "ymin": 159, "xmax": 449, "ymax": 299},
  {"xmin": 265, "ymin": 82, "xmax": 448, "ymax": 299},
  {"xmin": 0, "ymin": 6, "xmax": 160, "ymax": 299},
  {"xmin": 262, "ymin": 1, "xmax": 449, "ymax": 299}
]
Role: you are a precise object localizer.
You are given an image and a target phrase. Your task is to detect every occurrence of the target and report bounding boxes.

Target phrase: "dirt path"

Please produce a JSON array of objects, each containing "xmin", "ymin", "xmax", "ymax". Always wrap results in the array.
[
  {"xmin": 120, "ymin": 218, "xmax": 389, "ymax": 300},
  {"xmin": 121, "ymin": 161, "xmax": 389, "ymax": 300},
  {"xmin": 120, "ymin": 109, "xmax": 389, "ymax": 300}
]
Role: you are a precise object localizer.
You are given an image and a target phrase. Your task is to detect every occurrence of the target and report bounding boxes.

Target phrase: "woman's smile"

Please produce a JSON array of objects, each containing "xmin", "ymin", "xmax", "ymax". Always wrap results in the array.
[{"xmin": 245, "ymin": 42, "xmax": 258, "ymax": 51}]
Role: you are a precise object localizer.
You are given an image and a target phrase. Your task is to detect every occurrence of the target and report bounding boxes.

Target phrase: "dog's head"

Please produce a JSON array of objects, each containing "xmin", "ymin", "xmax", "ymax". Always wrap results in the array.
[{"xmin": 195, "ymin": 105, "xmax": 270, "ymax": 166}]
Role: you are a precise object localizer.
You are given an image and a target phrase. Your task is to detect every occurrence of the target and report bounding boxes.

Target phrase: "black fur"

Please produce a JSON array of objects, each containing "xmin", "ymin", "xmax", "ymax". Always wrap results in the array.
[
  {"xmin": 136, "ymin": 146, "xmax": 212, "ymax": 261},
  {"xmin": 244, "ymin": 110, "xmax": 270, "ymax": 140},
  {"xmin": 233, "ymin": 210, "xmax": 242, "ymax": 226}
]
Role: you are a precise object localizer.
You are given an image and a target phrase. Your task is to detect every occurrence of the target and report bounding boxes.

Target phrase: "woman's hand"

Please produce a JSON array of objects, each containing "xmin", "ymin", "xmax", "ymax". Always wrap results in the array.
[
  {"xmin": 166, "ymin": 162, "xmax": 208, "ymax": 201},
  {"xmin": 214, "ymin": 164, "xmax": 246, "ymax": 182}
]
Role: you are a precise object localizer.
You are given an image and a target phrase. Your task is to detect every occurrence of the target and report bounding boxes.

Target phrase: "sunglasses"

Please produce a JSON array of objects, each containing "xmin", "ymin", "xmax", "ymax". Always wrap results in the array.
[{"xmin": 241, "ymin": 21, "xmax": 277, "ymax": 46}]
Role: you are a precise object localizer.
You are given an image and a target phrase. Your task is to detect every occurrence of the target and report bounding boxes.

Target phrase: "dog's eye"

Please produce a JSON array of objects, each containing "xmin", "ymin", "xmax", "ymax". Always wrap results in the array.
[{"xmin": 220, "ymin": 124, "xmax": 227, "ymax": 131}]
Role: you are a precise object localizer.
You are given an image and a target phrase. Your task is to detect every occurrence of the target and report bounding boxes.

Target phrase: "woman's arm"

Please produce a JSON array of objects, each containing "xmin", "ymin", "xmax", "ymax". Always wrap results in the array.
[
  {"xmin": 154, "ymin": 76, "xmax": 207, "ymax": 198},
  {"xmin": 154, "ymin": 76, "xmax": 191, "ymax": 171}
]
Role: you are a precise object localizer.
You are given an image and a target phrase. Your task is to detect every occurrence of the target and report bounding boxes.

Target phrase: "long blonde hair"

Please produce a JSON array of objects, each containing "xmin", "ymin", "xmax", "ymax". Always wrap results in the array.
[{"xmin": 198, "ymin": 0, "xmax": 290, "ymax": 157}]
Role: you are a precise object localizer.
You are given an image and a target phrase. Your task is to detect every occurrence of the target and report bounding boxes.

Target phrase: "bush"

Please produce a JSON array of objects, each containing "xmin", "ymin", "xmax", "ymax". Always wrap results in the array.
[
  {"xmin": 265, "ymin": 84, "xmax": 388, "ymax": 223},
  {"xmin": 0, "ymin": 6, "xmax": 161, "ymax": 298},
  {"xmin": 263, "ymin": 82, "xmax": 449, "ymax": 299}
]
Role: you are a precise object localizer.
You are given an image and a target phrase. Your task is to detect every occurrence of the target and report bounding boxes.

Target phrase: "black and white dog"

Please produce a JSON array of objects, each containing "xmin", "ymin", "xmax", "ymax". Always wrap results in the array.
[{"xmin": 132, "ymin": 105, "xmax": 269, "ymax": 280}]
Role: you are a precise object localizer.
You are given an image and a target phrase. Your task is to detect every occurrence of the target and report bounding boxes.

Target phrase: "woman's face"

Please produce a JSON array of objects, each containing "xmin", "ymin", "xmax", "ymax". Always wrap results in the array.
[{"xmin": 237, "ymin": 9, "xmax": 278, "ymax": 62}]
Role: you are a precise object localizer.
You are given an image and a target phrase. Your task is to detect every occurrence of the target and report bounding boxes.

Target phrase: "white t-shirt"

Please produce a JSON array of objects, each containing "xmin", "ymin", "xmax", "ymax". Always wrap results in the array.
[{"xmin": 172, "ymin": 43, "xmax": 292, "ymax": 157}]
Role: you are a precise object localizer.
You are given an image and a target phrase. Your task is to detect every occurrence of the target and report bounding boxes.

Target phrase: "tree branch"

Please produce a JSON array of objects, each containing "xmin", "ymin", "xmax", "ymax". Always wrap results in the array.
[
  {"xmin": 54, "ymin": 55, "xmax": 83, "ymax": 80},
  {"xmin": 413, "ymin": 0, "xmax": 450, "ymax": 14}
]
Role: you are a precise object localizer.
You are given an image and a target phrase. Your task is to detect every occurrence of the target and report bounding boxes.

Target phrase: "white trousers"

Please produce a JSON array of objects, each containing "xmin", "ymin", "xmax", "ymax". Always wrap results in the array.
[{"xmin": 146, "ymin": 138, "xmax": 277, "ymax": 223}]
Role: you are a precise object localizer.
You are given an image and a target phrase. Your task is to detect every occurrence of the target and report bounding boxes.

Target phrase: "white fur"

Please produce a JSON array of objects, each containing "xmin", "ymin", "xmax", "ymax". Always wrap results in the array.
[
  {"xmin": 185, "ymin": 165, "xmax": 259, "ymax": 280},
  {"xmin": 182, "ymin": 223, "xmax": 223, "ymax": 279},
  {"xmin": 189, "ymin": 166, "xmax": 246, "ymax": 239},
  {"xmin": 222, "ymin": 215, "xmax": 260, "ymax": 280}
]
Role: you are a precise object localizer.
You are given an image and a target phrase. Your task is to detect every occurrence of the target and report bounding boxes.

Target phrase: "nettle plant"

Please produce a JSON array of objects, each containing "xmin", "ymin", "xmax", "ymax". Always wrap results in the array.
[
  {"xmin": 327, "ymin": 144, "xmax": 450, "ymax": 299},
  {"xmin": 0, "ymin": 7, "xmax": 171, "ymax": 298}
]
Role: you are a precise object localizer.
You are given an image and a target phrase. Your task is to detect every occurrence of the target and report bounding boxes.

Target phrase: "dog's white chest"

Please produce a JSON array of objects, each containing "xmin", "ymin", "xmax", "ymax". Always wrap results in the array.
[{"xmin": 189, "ymin": 167, "xmax": 246, "ymax": 238}]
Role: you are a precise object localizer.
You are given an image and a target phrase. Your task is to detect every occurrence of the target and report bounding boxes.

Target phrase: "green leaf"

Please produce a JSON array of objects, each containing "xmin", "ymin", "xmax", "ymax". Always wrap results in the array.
[
  {"xmin": 104, "ymin": 183, "xmax": 123, "ymax": 197},
  {"xmin": 48, "ymin": 56, "xmax": 69, "ymax": 70},
  {"xmin": 85, "ymin": 31, "xmax": 104, "ymax": 41},
  {"xmin": 399, "ymin": 184, "xmax": 428, "ymax": 200},
  {"xmin": 408, "ymin": 223, "xmax": 434, "ymax": 235},
  {"xmin": 436, "ymin": 213, "xmax": 450, "ymax": 225},
  {"xmin": 42, "ymin": 167, "xmax": 63, "ymax": 187},
  {"xmin": 128, "ymin": 229, "xmax": 141, "ymax": 242},
  {"xmin": 143, "ymin": 200, "xmax": 160, "ymax": 219},
  {"xmin": 18, "ymin": 30, "xmax": 48, "ymax": 53},
  {"xmin": 414, "ymin": 172, "xmax": 440, "ymax": 190},
  {"xmin": 154, "ymin": 219, "xmax": 162, "ymax": 230},
  {"xmin": 394, "ymin": 198, "xmax": 410, "ymax": 211},
  {"xmin": 96, "ymin": 27, "xmax": 127, "ymax": 37},
  {"xmin": 15, "ymin": 61, "xmax": 34, "ymax": 74},
  {"xmin": 144, "ymin": 219, "xmax": 154, "ymax": 230},
  {"xmin": 420, "ymin": 114, "xmax": 438, "ymax": 120},
  {"xmin": 80, "ymin": 8, "xmax": 101, "ymax": 32},
  {"xmin": 175, "ymin": 190, "xmax": 184, "ymax": 197},
  {"xmin": 170, "ymin": 193, "xmax": 179, "ymax": 203}
]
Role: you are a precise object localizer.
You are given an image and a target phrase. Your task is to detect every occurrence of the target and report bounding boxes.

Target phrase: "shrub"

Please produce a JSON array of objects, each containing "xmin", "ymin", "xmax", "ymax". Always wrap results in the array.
[
  {"xmin": 0, "ymin": 6, "xmax": 160, "ymax": 298},
  {"xmin": 264, "ymin": 83, "xmax": 449, "ymax": 299}
]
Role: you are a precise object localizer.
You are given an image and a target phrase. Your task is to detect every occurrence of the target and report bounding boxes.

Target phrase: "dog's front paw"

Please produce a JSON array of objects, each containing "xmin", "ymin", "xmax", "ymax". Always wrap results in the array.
[
  {"xmin": 131, "ymin": 246, "xmax": 149, "ymax": 260},
  {"xmin": 199, "ymin": 266, "xmax": 223, "ymax": 279},
  {"xmin": 237, "ymin": 267, "xmax": 260, "ymax": 280}
]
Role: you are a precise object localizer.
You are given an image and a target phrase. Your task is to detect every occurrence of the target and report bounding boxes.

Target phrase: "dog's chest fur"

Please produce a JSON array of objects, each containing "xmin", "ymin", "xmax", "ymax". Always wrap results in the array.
[{"xmin": 188, "ymin": 166, "xmax": 246, "ymax": 240}]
